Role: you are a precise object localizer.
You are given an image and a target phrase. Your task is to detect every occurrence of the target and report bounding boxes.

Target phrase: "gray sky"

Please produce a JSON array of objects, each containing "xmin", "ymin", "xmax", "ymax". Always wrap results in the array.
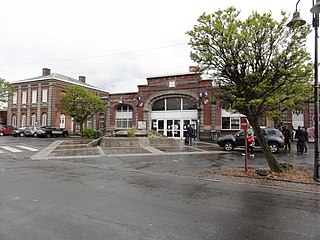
[{"xmin": 0, "ymin": 0, "xmax": 314, "ymax": 93}]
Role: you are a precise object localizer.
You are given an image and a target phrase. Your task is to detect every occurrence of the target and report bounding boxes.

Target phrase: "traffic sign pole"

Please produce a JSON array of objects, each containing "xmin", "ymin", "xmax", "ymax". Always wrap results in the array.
[{"xmin": 241, "ymin": 118, "xmax": 249, "ymax": 173}]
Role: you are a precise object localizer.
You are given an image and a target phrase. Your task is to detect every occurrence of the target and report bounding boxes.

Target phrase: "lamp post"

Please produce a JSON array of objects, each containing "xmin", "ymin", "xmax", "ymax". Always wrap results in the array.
[{"xmin": 287, "ymin": 0, "xmax": 320, "ymax": 181}]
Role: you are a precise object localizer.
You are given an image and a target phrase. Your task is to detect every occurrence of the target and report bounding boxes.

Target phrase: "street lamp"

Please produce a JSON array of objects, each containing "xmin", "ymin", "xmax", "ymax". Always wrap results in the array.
[{"xmin": 287, "ymin": 0, "xmax": 320, "ymax": 182}]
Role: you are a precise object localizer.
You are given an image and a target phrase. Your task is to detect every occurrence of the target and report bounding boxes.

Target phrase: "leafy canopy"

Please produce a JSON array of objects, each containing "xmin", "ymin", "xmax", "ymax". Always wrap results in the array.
[
  {"xmin": 0, "ymin": 78, "xmax": 12, "ymax": 104},
  {"xmin": 187, "ymin": 7, "xmax": 313, "ymax": 120},
  {"xmin": 60, "ymin": 85, "xmax": 107, "ymax": 125},
  {"xmin": 187, "ymin": 7, "xmax": 313, "ymax": 173}
]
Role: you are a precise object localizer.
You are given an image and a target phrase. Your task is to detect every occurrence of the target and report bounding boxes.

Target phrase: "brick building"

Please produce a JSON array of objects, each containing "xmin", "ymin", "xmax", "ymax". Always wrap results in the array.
[
  {"xmin": 7, "ymin": 68, "xmax": 109, "ymax": 133},
  {"xmin": 6, "ymin": 67, "xmax": 314, "ymax": 140}
]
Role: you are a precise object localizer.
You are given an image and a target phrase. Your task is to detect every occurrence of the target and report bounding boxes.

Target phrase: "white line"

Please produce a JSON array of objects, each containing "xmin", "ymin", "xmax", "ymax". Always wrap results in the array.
[
  {"xmin": 16, "ymin": 146, "xmax": 39, "ymax": 152},
  {"xmin": 1, "ymin": 146, "xmax": 22, "ymax": 153}
]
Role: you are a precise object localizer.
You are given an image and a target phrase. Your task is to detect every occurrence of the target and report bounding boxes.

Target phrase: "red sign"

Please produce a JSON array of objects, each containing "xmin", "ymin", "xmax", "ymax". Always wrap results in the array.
[
  {"xmin": 312, "ymin": 115, "xmax": 320, "ymax": 123},
  {"xmin": 241, "ymin": 118, "xmax": 249, "ymax": 130}
]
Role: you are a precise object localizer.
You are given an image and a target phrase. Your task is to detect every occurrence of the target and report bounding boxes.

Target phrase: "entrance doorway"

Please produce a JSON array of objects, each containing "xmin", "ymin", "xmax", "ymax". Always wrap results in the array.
[{"xmin": 151, "ymin": 119, "xmax": 197, "ymax": 139}]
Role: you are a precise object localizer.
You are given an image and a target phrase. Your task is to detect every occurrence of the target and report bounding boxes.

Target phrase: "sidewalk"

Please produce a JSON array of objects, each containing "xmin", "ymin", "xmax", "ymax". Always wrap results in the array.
[{"xmin": 31, "ymin": 139, "xmax": 223, "ymax": 160}]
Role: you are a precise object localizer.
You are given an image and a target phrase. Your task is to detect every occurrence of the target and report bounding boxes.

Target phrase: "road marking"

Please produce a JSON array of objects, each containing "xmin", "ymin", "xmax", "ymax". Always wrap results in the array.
[
  {"xmin": 16, "ymin": 145, "xmax": 39, "ymax": 152},
  {"xmin": 1, "ymin": 146, "xmax": 22, "ymax": 153}
]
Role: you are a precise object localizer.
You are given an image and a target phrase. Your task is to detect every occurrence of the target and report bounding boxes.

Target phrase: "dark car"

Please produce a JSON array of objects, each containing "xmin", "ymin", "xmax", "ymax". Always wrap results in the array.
[
  {"xmin": 0, "ymin": 125, "xmax": 17, "ymax": 136},
  {"xmin": 217, "ymin": 127, "xmax": 285, "ymax": 153},
  {"xmin": 11, "ymin": 127, "xmax": 28, "ymax": 137},
  {"xmin": 37, "ymin": 126, "xmax": 68, "ymax": 138}
]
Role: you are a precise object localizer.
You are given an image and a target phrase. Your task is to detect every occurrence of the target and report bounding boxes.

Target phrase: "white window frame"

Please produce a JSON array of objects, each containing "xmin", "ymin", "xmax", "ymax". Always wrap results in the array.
[
  {"xmin": 31, "ymin": 113, "xmax": 37, "ymax": 126},
  {"xmin": 42, "ymin": 89, "xmax": 48, "ymax": 103},
  {"xmin": 12, "ymin": 114, "xmax": 17, "ymax": 127},
  {"xmin": 13, "ymin": 92, "xmax": 17, "ymax": 104},
  {"xmin": 21, "ymin": 114, "xmax": 27, "ymax": 127},
  {"xmin": 32, "ymin": 90, "xmax": 37, "ymax": 103},
  {"xmin": 41, "ymin": 113, "xmax": 47, "ymax": 126},
  {"xmin": 60, "ymin": 114, "xmax": 66, "ymax": 128},
  {"xmin": 22, "ymin": 91, "xmax": 27, "ymax": 104}
]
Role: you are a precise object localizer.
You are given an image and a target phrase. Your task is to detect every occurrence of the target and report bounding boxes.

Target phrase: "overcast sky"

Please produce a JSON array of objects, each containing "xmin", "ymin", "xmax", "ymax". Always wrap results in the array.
[{"xmin": 0, "ymin": 0, "xmax": 315, "ymax": 93}]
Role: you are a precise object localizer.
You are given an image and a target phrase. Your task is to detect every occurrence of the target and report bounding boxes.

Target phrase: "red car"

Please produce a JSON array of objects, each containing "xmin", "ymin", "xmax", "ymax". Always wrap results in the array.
[{"xmin": 0, "ymin": 125, "xmax": 17, "ymax": 136}]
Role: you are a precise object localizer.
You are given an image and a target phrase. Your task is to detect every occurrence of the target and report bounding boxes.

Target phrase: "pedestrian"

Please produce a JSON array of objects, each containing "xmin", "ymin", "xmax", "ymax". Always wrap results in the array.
[
  {"xmin": 293, "ymin": 126, "xmax": 304, "ymax": 154},
  {"xmin": 302, "ymin": 127, "xmax": 308, "ymax": 154},
  {"xmin": 282, "ymin": 126, "xmax": 291, "ymax": 151},
  {"xmin": 242, "ymin": 129, "xmax": 255, "ymax": 157},
  {"xmin": 186, "ymin": 124, "xmax": 194, "ymax": 145}
]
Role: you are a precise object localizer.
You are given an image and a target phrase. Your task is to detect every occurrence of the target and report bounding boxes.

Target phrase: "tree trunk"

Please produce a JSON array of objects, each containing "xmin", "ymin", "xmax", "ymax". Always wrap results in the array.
[{"xmin": 249, "ymin": 118, "xmax": 283, "ymax": 173}]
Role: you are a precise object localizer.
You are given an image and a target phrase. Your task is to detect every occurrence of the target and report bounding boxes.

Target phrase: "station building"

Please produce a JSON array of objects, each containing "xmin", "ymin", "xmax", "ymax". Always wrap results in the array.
[{"xmin": 6, "ymin": 68, "xmax": 313, "ymax": 140}]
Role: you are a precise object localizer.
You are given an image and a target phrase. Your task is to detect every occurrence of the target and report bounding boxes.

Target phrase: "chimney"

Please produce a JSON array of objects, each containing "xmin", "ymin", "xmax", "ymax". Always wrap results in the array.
[
  {"xmin": 79, "ymin": 76, "xmax": 86, "ymax": 83},
  {"xmin": 42, "ymin": 68, "xmax": 51, "ymax": 76}
]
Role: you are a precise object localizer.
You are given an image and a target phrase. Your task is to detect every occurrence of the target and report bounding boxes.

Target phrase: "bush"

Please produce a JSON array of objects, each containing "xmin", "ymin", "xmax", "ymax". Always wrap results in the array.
[
  {"xmin": 83, "ymin": 128, "xmax": 103, "ymax": 139},
  {"xmin": 127, "ymin": 129, "xmax": 136, "ymax": 138},
  {"xmin": 93, "ymin": 130, "xmax": 103, "ymax": 138}
]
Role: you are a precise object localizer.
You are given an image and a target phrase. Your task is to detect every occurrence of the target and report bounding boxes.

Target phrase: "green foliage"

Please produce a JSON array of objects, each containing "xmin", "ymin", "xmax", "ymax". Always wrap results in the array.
[
  {"xmin": 187, "ymin": 7, "xmax": 313, "ymax": 173},
  {"xmin": 0, "ymin": 78, "xmax": 12, "ymax": 104},
  {"xmin": 83, "ymin": 128, "xmax": 95, "ymax": 138},
  {"xmin": 82, "ymin": 128, "xmax": 103, "ymax": 138},
  {"xmin": 127, "ymin": 129, "xmax": 136, "ymax": 138},
  {"xmin": 60, "ymin": 86, "xmax": 107, "ymax": 134},
  {"xmin": 187, "ymin": 7, "xmax": 313, "ymax": 119}
]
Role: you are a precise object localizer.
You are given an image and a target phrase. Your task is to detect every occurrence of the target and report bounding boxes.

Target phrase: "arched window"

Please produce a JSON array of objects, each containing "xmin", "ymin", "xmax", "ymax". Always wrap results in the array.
[
  {"xmin": 116, "ymin": 105, "xmax": 133, "ymax": 129},
  {"xmin": 60, "ymin": 114, "xmax": 66, "ymax": 128},
  {"xmin": 31, "ymin": 113, "xmax": 37, "ymax": 126},
  {"xmin": 21, "ymin": 114, "xmax": 27, "ymax": 127},
  {"xmin": 41, "ymin": 113, "xmax": 47, "ymax": 126},
  {"xmin": 99, "ymin": 113, "xmax": 105, "ymax": 130},
  {"xmin": 12, "ymin": 114, "xmax": 17, "ymax": 127},
  {"xmin": 152, "ymin": 97, "xmax": 197, "ymax": 111},
  {"xmin": 87, "ymin": 117, "xmax": 93, "ymax": 129}
]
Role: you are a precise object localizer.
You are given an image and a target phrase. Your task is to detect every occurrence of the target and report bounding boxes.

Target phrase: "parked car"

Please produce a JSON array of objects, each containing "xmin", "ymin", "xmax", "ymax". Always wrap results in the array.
[
  {"xmin": 11, "ymin": 127, "xmax": 28, "ymax": 137},
  {"xmin": 0, "ymin": 125, "xmax": 17, "ymax": 136},
  {"xmin": 25, "ymin": 126, "xmax": 40, "ymax": 137},
  {"xmin": 37, "ymin": 126, "xmax": 68, "ymax": 138},
  {"xmin": 217, "ymin": 127, "xmax": 285, "ymax": 153}
]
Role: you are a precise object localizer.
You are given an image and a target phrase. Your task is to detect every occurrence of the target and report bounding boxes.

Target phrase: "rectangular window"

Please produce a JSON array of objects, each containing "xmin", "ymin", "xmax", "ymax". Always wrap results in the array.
[
  {"xmin": 22, "ymin": 91, "xmax": 27, "ymax": 104},
  {"xmin": 116, "ymin": 119, "xmax": 132, "ymax": 129},
  {"xmin": 42, "ymin": 89, "xmax": 48, "ymax": 102},
  {"xmin": 222, "ymin": 117, "xmax": 241, "ymax": 130},
  {"xmin": 222, "ymin": 117, "xmax": 231, "ymax": 130},
  {"xmin": 32, "ymin": 90, "xmax": 37, "ymax": 103},
  {"xmin": 12, "ymin": 92, "xmax": 17, "ymax": 104}
]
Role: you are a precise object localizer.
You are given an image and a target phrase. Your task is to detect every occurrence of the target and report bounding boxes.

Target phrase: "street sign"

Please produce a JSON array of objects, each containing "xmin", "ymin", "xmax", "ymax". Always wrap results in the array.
[
  {"xmin": 312, "ymin": 115, "xmax": 320, "ymax": 123},
  {"xmin": 241, "ymin": 118, "xmax": 249, "ymax": 130}
]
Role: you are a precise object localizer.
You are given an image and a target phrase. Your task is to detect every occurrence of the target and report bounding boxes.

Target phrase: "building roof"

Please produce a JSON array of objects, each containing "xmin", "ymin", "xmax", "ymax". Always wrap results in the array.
[{"xmin": 11, "ymin": 72, "xmax": 109, "ymax": 94}]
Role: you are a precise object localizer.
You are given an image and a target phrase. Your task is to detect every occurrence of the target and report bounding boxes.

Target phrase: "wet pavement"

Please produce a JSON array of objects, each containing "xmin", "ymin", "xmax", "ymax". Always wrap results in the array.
[
  {"xmin": 30, "ymin": 138, "xmax": 315, "ymax": 170},
  {"xmin": 30, "ymin": 139, "xmax": 223, "ymax": 160}
]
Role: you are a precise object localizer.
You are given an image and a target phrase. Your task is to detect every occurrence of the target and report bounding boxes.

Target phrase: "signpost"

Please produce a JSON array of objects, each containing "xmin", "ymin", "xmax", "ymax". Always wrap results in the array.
[{"xmin": 241, "ymin": 118, "xmax": 249, "ymax": 172}]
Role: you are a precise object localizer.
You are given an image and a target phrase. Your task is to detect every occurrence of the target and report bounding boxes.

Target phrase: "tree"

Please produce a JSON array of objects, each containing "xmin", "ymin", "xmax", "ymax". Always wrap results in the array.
[
  {"xmin": 60, "ymin": 86, "xmax": 107, "ymax": 134},
  {"xmin": 187, "ymin": 7, "xmax": 313, "ymax": 172},
  {"xmin": 0, "ymin": 78, "xmax": 12, "ymax": 107}
]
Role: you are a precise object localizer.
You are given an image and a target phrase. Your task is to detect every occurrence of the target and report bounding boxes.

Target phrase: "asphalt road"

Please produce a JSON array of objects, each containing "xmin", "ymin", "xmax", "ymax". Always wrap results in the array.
[{"xmin": 0, "ymin": 144, "xmax": 319, "ymax": 240}]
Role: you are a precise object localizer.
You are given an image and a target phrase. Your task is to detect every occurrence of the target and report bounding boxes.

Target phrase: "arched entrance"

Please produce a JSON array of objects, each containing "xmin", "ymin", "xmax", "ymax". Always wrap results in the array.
[{"xmin": 150, "ymin": 96, "xmax": 198, "ymax": 139}]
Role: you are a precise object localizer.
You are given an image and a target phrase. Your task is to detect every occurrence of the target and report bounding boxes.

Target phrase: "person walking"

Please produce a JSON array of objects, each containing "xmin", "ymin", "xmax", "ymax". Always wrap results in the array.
[
  {"xmin": 302, "ymin": 127, "xmax": 308, "ymax": 154},
  {"xmin": 293, "ymin": 126, "xmax": 304, "ymax": 154},
  {"xmin": 186, "ymin": 124, "xmax": 194, "ymax": 145},
  {"xmin": 282, "ymin": 126, "xmax": 291, "ymax": 151},
  {"xmin": 242, "ymin": 129, "xmax": 255, "ymax": 157}
]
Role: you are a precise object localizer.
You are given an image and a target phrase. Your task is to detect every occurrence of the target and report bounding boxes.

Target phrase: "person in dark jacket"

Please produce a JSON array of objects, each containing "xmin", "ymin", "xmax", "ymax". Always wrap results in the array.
[
  {"xmin": 302, "ymin": 127, "xmax": 308, "ymax": 154},
  {"xmin": 282, "ymin": 126, "xmax": 291, "ymax": 151},
  {"xmin": 186, "ymin": 124, "xmax": 194, "ymax": 145},
  {"xmin": 294, "ymin": 126, "xmax": 304, "ymax": 154}
]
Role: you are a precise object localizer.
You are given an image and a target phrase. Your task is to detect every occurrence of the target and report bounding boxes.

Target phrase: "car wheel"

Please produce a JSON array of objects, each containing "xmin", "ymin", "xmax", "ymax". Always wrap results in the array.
[
  {"xmin": 269, "ymin": 143, "xmax": 279, "ymax": 153},
  {"xmin": 19, "ymin": 132, "xmax": 25, "ymax": 137},
  {"xmin": 62, "ymin": 132, "xmax": 68, "ymax": 138},
  {"xmin": 223, "ymin": 141, "xmax": 234, "ymax": 151},
  {"xmin": 0, "ymin": 132, "xmax": 3, "ymax": 136},
  {"xmin": 46, "ymin": 133, "xmax": 51, "ymax": 138},
  {"xmin": 33, "ymin": 133, "xmax": 37, "ymax": 137}
]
